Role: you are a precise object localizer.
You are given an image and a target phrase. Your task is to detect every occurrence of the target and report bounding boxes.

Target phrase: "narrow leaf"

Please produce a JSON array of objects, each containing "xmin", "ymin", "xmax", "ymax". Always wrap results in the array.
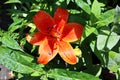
[
  {"xmin": 8, "ymin": 16, "xmax": 24, "ymax": 32},
  {"xmin": 5, "ymin": 0, "xmax": 21, "ymax": 4},
  {"xmin": 91, "ymin": 0, "xmax": 104, "ymax": 23},
  {"xmin": 47, "ymin": 69, "xmax": 101, "ymax": 80},
  {"xmin": 96, "ymin": 9, "xmax": 115, "ymax": 27},
  {"xmin": 91, "ymin": 0, "xmax": 103, "ymax": 17},
  {"xmin": 1, "ymin": 33, "xmax": 22, "ymax": 51},
  {"xmin": 75, "ymin": 0, "xmax": 91, "ymax": 14}
]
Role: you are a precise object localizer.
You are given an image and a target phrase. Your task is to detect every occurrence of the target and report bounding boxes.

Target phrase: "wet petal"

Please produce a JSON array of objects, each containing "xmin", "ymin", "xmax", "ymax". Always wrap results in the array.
[
  {"xmin": 26, "ymin": 32, "xmax": 45, "ymax": 45},
  {"xmin": 58, "ymin": 41, "xmax": 77, "ymax": 64},
  {"xmin": 33, "ymin": 11, "xmax": 55, "ymax": 34},
  {"xmin": 37, "ymin": 37, "xmax": 58, "ymax": 64},
  {"xmin": 62, "ymin": 23, "xmax": 83, "ymax": 42},
  {"xmin": 54, "ymin": 7, "xmax": 68, "ymax": 24}
]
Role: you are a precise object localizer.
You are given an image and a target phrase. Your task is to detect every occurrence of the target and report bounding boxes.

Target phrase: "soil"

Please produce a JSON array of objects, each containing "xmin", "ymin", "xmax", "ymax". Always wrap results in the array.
[{"xmin": 0, "ymin": 64, "xmax": 14, "ymax": 80}]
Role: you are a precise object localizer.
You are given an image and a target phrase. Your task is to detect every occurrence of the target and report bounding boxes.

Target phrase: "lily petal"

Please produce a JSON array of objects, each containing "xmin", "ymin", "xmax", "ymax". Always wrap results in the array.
[
  {"xmin": 54, "ymin": 7, "xmax": 68, "ymax": 24},
  {"xmin": 26, "ymin": 32, "xmax": 45, "ymax": 45},
  {"xmin": 33, "ymin": 11, "xmax": 55, "ymax": 34},
  {"xmin": 57, "ymin": 19, "xmax": 66, "ymax": 34},
  {"xmin": 58, "ymin": 41, "xmax": 77, "ymax": 64},
  {"xmin": 62, "ymin": 23, "xmax": 83, "ymax": 42},
  {"xmin": 37, "ymin": 37, "xmax": 58, "ymax": 64}
]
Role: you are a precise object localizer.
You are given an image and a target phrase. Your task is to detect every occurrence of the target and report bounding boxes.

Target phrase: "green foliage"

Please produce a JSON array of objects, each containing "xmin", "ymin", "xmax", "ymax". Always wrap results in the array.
[
  {"xmin": 47, "ymin": 69, "xmax": 101, "ymax": 80},
  {"xmin": 75, "ymin": 0, "xmax": 91, "ymax": 14},
  {"xmin": 0, "ymin": 46, "xmax": 37, "ymax": 74},
  {"xmin": 0, "ymin": 0, "xmax": 120, "ymax": 79},
  {"xmin": 96, "ymin": 9, "xmax": 115, "ymax": 27},
  {"xmin": 1, "ymin": 32, "xmax": 22, "ymax": 51},
  {"xmin": 5, "ymin": 0, "xmax": 21, "ymax": 4},
  {"xmin": 8, "ymin": 16, "xmax": 25, "ymax": 33},
  {"xmin": 108, "ymin": 51, "xmax": 120, "ymax": 72},
  {"xmin": 96, "ymin": 32, "xmax": 120, "ymax": 50}
]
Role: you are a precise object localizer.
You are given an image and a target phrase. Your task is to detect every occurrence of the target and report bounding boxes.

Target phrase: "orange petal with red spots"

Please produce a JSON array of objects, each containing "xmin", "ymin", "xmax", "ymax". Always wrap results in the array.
[
  {"xmin": 33, "ymin": 11, "xmax": 55, "ymax": 34},
  {"xmin": 54, "ymin": 7, "xmax": 68, "ymax": 24},
  {"xmin": 62, "ymin": 23, "xmax": 83, "ymax": 42},
  {"xmin": 37, "ymin": 37, "xmax": 58, "ymax": 64},
  {"xmin": 58, "ymin": 41, "xmax": 77, "ymax": 64},
  {"xmin": 26, "ymin": 32, "xmax": 45, "ymax": 45}
]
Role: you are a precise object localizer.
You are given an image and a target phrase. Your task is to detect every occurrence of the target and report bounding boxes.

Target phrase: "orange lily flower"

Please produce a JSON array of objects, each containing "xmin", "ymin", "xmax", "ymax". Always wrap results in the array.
[{"xmin": 26, "ymin": 7, "xmax": 83, "ymax": 65}]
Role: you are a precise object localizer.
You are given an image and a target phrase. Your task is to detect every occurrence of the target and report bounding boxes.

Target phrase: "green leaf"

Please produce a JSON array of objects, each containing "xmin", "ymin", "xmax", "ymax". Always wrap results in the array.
[
  {"xmin": 97, "ymin": 35, "xmax": 108, "ymax": 50},
  {"xmin": 114, "ymin": 5, "xmax": 120, "ymax": 23},
  {"xmin": 8, "ymin": 16, "xmax": 25, "ymax": 33},
  {"xmin": 96, "ymin": 9, "xmax": 115, "ymax": 27},
  {"xmin": 97, "ymin": 32, "xmax": 120, "ymax": 51},
  {"xmin": 91, "ymin": 0, "xmax": 104, "ymax": 23},
  {"xmin": 0, "ymin": 46, "xmax": 44, "ymax": 74},
  {"xmin": 91, "ymin": 0, "xmax": 104, "ymax": 18},
  {"xmin": 107, "ymin": 32, "xmax": 120, "ymax": 50},
  {"xmin": 1, "ymin": 33, "xmax": 22, "ymax": 51},
  {"xmin": 108, "ymin": 51, "xmax": 120, "ymax": 72},
  {"xmin": 75, "ymin": 0, "xmax": 91, "ymax": 14},
  {"xmin": 5, "ymin": 0, "xmax": 21, "ymax": 4},
  {"xmin": 47, "ymin": 69, "xmax": 101, "ymax": 80},
  {"xmin": 31, "ymin": 72, "xmax": 41, "ymax": 76},
  {"xmin": 66, "ymin": 0, "xmax": 71, "ymax": 4},
  {"xmin": 112, "ymin": 6, "xmax": 120, "ymax": 34},
  {"xmin": 82, "ymin": 25, "xmax": 96, "ymax": 40},
  {"xmin": 0, "ymin": 46, "xmax": 33, "ymax": 73},
  {"xmin": 69, "ymin": 9, "xmax": 81, "ymax": 14}
]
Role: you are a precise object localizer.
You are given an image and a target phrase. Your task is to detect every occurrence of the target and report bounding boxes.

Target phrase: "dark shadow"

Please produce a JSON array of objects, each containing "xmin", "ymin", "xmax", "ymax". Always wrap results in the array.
[
  {"xmin": 100, "ymin": 68, "xmax": 116, "ymax": 80},
  {"xmin": 0, "ymin": 0, "xmax": 13, "ymax": 30}
]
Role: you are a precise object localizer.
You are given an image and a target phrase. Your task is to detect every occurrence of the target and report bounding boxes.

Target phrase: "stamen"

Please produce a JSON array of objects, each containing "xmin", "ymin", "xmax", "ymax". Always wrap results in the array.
[{"xmin": 49, "ymin": 24, "xmax": 62, "ymax": 38}]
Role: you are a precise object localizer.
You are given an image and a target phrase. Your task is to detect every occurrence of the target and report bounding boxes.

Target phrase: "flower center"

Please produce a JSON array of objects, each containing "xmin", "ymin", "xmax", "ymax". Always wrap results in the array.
[{"xmin": 50, "ymin": 25, "xmax": 61, "ymax": 38}]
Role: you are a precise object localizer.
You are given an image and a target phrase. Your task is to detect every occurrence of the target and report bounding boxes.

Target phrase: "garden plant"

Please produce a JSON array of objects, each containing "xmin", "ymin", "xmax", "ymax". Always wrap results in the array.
[{"xmin": 0, "ymin": 0, "xmax": 120, "ymax": 80}]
